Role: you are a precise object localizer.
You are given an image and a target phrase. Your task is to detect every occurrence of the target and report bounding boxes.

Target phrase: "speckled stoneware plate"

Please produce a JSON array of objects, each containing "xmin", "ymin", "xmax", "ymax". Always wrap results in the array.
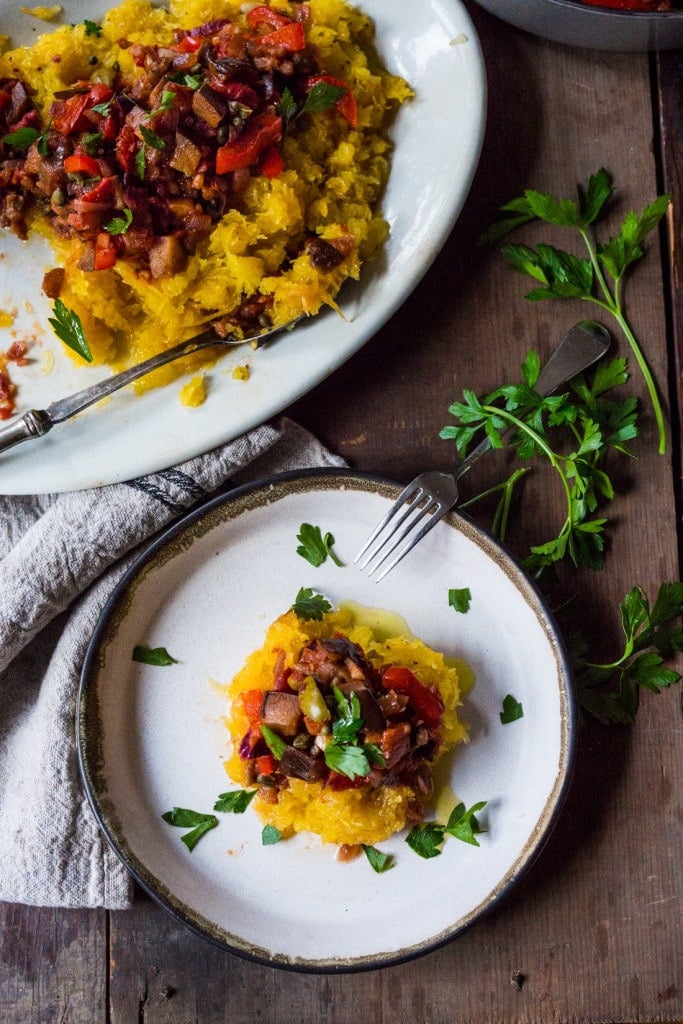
[
  {"xmin": 0, "ymin": 0, "xmax": 485, "ymax": 495},
  {"xmin": 78, "ymin": 469, "xmax": 575, "ymax": 971}
]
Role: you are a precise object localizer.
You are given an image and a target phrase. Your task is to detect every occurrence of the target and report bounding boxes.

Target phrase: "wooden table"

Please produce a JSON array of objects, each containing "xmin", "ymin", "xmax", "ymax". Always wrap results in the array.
[{"xmin": 2, "ymin": 4, "xmax": 681, "ymax": 1022}]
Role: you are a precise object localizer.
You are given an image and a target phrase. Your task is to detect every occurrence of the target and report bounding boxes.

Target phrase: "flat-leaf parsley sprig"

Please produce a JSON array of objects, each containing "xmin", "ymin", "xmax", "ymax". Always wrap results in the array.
[
  {"xmin": 441, "ymin": 351, "xmax": 639, "ymax": 575},
  {"xmin": 573, "ymin": 582, "xmax": 683, "ymax": 724},
  {"xmin": 480, "ymin": 168, "xmax": 670, "ymax": 454}
]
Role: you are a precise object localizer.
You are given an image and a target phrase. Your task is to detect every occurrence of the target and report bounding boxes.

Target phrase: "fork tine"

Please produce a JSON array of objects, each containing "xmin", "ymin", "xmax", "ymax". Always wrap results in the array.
[
  {"xmin": 354, "ymin": 480, "xmax": 427, "ymax": 566},
  {"xmin": 365, "ymin": 496, "xmax": 443, "ymax": 578},
  {"xmin": 372, "ymin": 502, "xmax": 448, "ymax": 582}
]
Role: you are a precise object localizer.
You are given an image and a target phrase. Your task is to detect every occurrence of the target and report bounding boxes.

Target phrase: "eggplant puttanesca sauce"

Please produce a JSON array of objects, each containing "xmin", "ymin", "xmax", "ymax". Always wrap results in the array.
[
  {"xmin": 238, "ymin": 632, "xmax": 447, "ymax": 829},
  {"xmin": 0, "ymin": 4, "xmax": 355, "ymax": 335}
]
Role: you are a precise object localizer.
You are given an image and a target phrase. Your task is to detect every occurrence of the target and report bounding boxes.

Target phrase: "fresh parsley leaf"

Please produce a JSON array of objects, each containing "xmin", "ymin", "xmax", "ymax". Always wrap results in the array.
[
  {"xmin": 291, "ymin": 587, "xmax": 332, "ymax": 621},
  {"xmin": 406, "ymin": 821, "xmax": 445, "ymax": 859},
  {"xmin": 296, "ymin": 522, "xmax": 343, "ymax": 567},
  {"xmin": 260, "ymin": 724, "xmax": 286, "ymax": 760},
  {"xmin": 213, "ymin": 789, "xmax": 256, "ymax": 813},
  {"xmin": 482, "ymin": 170, "xmax": 669, "ymax": 454},
  {"xmin": 83, "ymin": 19, "xmax": 102, "ymax": 36},
  {"xmin": 161, "ymin": 807, "xmax": 218, "ymax": 851},
  {"xmin": 324, "ymin": 741, "xmax": 370, "ymax": 780},
  {"xmin": 81, "ymin": 131, "xmax": 103, "ymax": 154},
  {"xmin": 500, "ymin": 694, "xmax": 524, "ymax": 724},
  {"xmin": 140, "ymin": 125, "xmax": 164, "ymax": 149},
  {"xmin": 448, "ymin": 587, "xmax": 471, "ymax": 613},
  {"xmin": 2, "ymin": 126, "xmax": 41, "ymax": 149},
  {"xmin": 103, "ymin": 207, "xmax": 133, "ymax": 235},
  {"xmin": 262, "ymin": 824, "xmax": 282, "ymax": 845},
  {"xmin": 302, "ymin": 80, "xmax": 346, "ymax": 114},
  {"xmin": 150, "ymin": 90, "xmax": 176, "ymax": 116},
  {"xmin": 574, "ymin": 582, "xmax": 683, "ymax": 723},
  {"xmin": 47, "ymin": 299, "xmax": 93, "ymax": 363},
  {"xmin": 444, "ymin": 801, "xmax": 487, "ymax": 847},
  {"xmin": 362, "ymin": 844, "xmax": 394, "ymax": 873},
  {"xmin": 132, "ymin": 644, "xmax": 179, "ymax": 666},
  {"xmin": 135, "ymin": 143, "xmax": 146, "ymax": 179},
  {"xmin": 331, "ymin": 684, "xmax": 363, "ymax": 744},
  {"xmin": 91, "ymin": 96, "xmax": 115, "ymax": 116},
  {"xmin": 443, "ymin": 351, "xmax": 639, "ymax": 576}
]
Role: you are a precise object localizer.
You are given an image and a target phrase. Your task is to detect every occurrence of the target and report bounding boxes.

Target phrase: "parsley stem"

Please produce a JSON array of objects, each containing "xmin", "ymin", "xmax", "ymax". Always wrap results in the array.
[
  {"xmin": 460, "ymin": 467, "xmax": 530, "ymax": 542},
  {"xmin": 580, "ymin": 227, "xmax": 666, "ymax": 455}
]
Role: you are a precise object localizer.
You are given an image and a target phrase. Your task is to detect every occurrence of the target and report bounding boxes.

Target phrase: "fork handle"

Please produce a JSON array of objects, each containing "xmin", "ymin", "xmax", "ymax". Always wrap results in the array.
[{"xmin": 0, "ymin": 409, "xmax": 52, "ymax": 454}]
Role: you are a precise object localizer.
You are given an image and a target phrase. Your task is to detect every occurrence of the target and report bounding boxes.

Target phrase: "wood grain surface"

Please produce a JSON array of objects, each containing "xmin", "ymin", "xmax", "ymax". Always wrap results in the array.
[{"xmin": 1, "ymin": 4, "xmax": 681, "ymax": 1022}]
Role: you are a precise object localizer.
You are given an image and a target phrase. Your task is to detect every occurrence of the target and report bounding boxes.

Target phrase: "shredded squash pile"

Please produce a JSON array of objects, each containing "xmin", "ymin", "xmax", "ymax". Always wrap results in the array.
[
  {"xmin": 0, "ymin": 0, "xmax": 411, "ymax": 387},
  {"xmin": 224, "ymin": 607, "xmax": 468, "ymax": 848}
]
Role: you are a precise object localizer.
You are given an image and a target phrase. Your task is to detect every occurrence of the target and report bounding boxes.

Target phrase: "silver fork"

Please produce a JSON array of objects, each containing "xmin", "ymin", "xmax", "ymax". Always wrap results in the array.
[
  {"xmin": 355, "ymin": 320, "xmax": 611, "ymax": 581},
  {"xmin": 0, "ymin": 314, "xmax": 304, "ymax": 454}
]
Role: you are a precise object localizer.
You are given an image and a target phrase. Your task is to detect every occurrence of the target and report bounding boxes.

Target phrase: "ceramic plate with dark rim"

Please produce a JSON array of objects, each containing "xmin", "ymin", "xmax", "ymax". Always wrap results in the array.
[
  {"xmin": 0, "ymin": 0, "xmax": 485, "ymax": 495},
  {"xmin": 77, "ymin": 469, "xmax": 575, "ymax": 971}
]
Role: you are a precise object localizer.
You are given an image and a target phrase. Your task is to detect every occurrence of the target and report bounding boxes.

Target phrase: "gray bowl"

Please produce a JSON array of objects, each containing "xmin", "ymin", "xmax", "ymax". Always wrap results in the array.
[{"xmin": 472, "ymin": 0, "xmax": 683, "ymax": 50}]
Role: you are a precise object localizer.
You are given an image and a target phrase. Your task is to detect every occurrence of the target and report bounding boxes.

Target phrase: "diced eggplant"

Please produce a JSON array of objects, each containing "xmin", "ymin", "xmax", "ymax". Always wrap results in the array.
[
  {"xmin": 169, "ymin": 132, "xmax": 202, "ymax": 176},
  {"xmin": 260, "ymin": 690, "xmax": 302, "ymax": 738},
  {"xmin": 191, "ymin": 84, "xmax": 228, "ymax": 128},
  {"xmin": 336, "ymin": 682, "xmax": 386, "ymax": 734},
  {"xmin": 380, "ymin": 722, "xmax": 411, "ymax": 769},
  {"xmin": 279, "ymin": 746, "xmax": 327, "ymax": 782}
]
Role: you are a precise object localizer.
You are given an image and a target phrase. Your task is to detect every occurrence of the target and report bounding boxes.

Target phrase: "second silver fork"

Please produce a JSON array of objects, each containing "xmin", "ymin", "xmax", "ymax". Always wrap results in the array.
[{"xmin": 354, "ymin": 320, "xmax": 611, "ymax": 582}]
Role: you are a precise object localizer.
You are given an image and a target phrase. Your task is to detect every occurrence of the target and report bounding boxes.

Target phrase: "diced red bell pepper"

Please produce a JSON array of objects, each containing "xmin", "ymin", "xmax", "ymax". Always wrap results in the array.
[
  {"xmin": 94, "ymin": 232, "xmax": 117, "ymax": 270},
  {"xmin": 257, "ymin": 21, "xmax": 306, "ymax": 52},
  {"xmin": 51, "ymin": 93, "xmax": 89, "ymax": 134},
  {"xmin": 255, "ymin": 754, "xmax": 277, "ymax": 776},
  {"xmin": 215, "ymin": 112, "xmax": 282, "ymax": 174},
  {"xmin": 246, "ymin": 5, "xmax": 291, "ymax": 29},
  {"xmin": 380, "ymin": 666, "xmax": 444, "ymax": 731},
  {"xmin": 175, "ymin": 33, "xmax": 202, "ymax": 52},
  {"xmin": 79, "ymin": 176, "xmax": 115, "ymax": 204},
  {"xmin": 259, "ymin": 143, "xmax": 284, "ymax": 179},
  {"xmin": 327, "ymin": 772, "xmax": 365, "ymax": 791},
  {"xmin": 115, "ymin": 122, "xmax": 137, "ymax": 173},
  {"xmin": 64, "ymin": 153, "xmax": 101, "ymax": 176},
  {"xmin": 240, "ymin": 689, "xmax": 265, "ymax": 726},
  {"xmin": 306, "ymin": 74, "xmax": 357, "ymax": 127}
]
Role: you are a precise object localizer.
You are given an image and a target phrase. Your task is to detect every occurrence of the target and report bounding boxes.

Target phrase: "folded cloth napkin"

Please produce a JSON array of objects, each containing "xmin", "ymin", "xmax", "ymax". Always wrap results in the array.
[{"xmin": 0, "ymin": 417, "xmax": 344, "ymax": 910}]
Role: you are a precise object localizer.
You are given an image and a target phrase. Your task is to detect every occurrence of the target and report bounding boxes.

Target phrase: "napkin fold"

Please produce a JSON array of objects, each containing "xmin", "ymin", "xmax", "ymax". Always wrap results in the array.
[{"xmin": 0, "ymin": 417, "xmax": 344, "ymax": 909}]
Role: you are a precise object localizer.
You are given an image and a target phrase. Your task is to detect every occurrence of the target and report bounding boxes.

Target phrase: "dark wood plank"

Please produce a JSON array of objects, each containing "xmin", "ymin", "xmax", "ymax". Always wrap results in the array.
[
  {"xmin": 0, "ymin": 903, "xmax": 107, "ymax": 1023},
  {"xmin": 656, "ymin": 47, "xmax": 683, "ymax": 512},
  {"xmin": 104, "ymin": 12, "xmax": 682, "ymax": 1024}
]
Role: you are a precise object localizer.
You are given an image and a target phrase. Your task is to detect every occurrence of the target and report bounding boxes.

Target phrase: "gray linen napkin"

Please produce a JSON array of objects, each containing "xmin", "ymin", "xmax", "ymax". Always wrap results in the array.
[{"xmin": 0, "ymin": 417, "xmax": 344, "ymax": 909}]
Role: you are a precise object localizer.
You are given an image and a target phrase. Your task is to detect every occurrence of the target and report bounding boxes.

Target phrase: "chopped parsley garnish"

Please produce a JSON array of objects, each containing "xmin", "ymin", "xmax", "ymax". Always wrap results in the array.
[
  {"xmin": 262, "ymin": 824, "xmax": 282, "ymax": 845},
  {"xmin": 500, "ymin": 694, "xmax": 524, "ymax": 724},
  {"xmin": 324, "ymin": 740, "xmax": 371, "ymax": 780},
  {"xmin": 132, "ymin": 644, "xmax": 179, "ymax": 666},
  {"xmin": 81, "ymin": 131, "xmax": 103, "ymax": 154},
  {"xmin": 362, "ymin": 845, "xmax": 394, "ymax": 873},
  {"xmin": 161, "ymin": 807, "xmax": 218, "ymax": 851},
  {"xmin": 150, "ymin": 90, "xmax": 176, "ymax": 117},
  {"xmin": 214, "ymin": 789, "xmax": 256, "ymax": 814},
  {"xmin": 278, "ymin": 81, "xmax": 346, "ymax": 140},
  {"xmin": 260, "ymin": 724, "xmax": 287, "ymax": 760},
  {"xmin": 135, "ymin": 144, "xmax": 147, "ymax": 179},
  {"xmin": 291, "ymin": 587, "xmax": 332, "ymax": 621},
  {"xmin": 406, "ymin": 801, "xmax": 487, "ymax": 858},
  {"xmin": 103, "ymin": 207, "xmax": 133, "ymax": 235},
  {"xmin": 83, "ymin": 19, "xmax": 102, "ymax": 36},
  {"xmin": 91, "ymin": 96, "xmax": 115, "ymax": 116},
  {"xmin": 140, "ymin": 125, "xmax": 165, "ymax": 149},
  {"xmin": 47, "ymin": 299, "xmax": 93, "ymax": 363},
  {"xmin": 296, "ymin": 522, "xmax": 343, "ymax": 567},
  {"xmin": 331, "ymin": 685, "xmax": 362, "ymax": 744},
  {"xmin": 448, "ymin": 587, "xmax": 472, "ymax": 613},
  {"xmin": 2, "ymin": 126, "xmax": 41, "ymax": 149}
]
